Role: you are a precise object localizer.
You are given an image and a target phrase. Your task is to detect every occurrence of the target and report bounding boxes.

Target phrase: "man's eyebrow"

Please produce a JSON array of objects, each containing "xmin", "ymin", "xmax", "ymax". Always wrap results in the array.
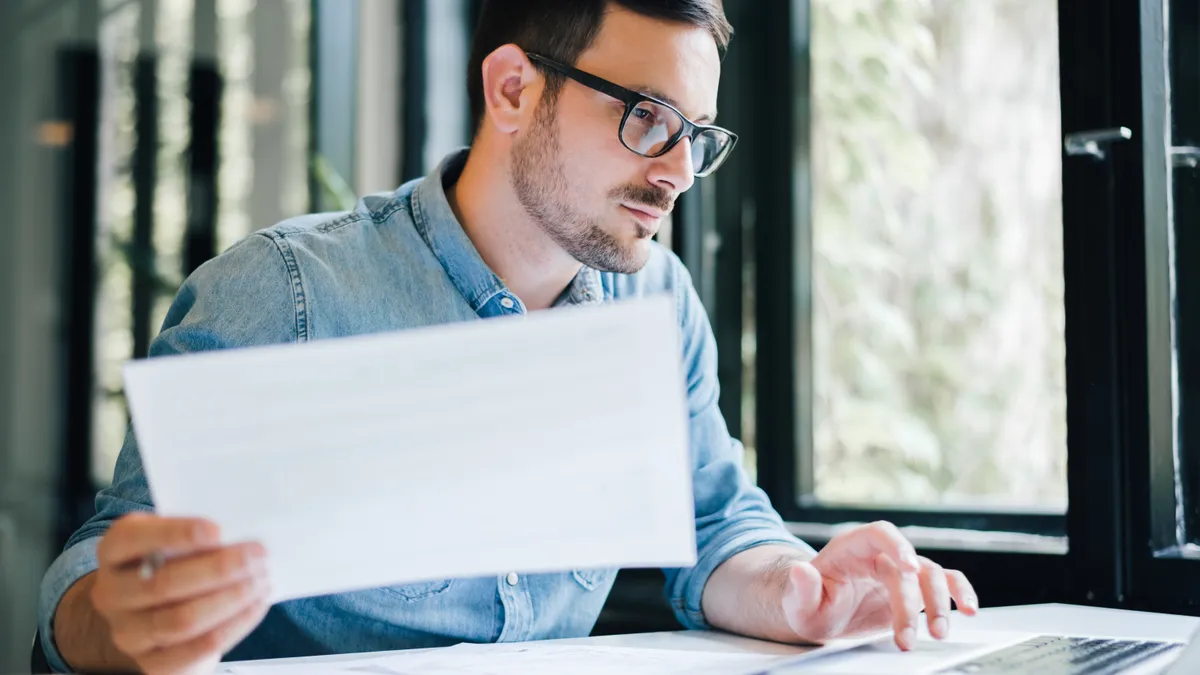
[{"xmin": 630, "ymin": 84, "xmax": 718, "ymax": 124}]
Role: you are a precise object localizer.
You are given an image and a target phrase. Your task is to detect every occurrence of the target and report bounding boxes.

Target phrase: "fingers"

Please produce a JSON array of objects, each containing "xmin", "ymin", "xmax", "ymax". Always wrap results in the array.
[
  {"xmin": 92, "ymin": 515, "xmax": 273, "ymax": 675},
  {"xmin": 97, "ymin": 542, "xmax": 268, "ymax": 612},
  {"xmin": 821, "ymin": 522, "xmax": 920, "ymax": 576},
  {"xmin": 946, "ymin": 568, "xmax": 980, "ymax": 616},
  {"xmin": 917, "ymin": 558, "xmax": 952, "ymax": 639},
  {"xmin": 97, "ymin": 514, "xmax": 221, "ymax": 568},
  {"xmin": 111, "ymin": 574, "xmax": 270, "ymax": 655},
  {"xmin": 807, "ymin": 521, "xmax": 980, "ymax": 649},
  {"xmin": 875, "ymin": 553, "xmax": 923, "ymax": 651},
  {"xmin": 864, "ymin": 522, "xmax": 921, "ymax": 573},
  {"xmin": 135, "ymin": 595, "xmax": 272, "ymax": 675}
]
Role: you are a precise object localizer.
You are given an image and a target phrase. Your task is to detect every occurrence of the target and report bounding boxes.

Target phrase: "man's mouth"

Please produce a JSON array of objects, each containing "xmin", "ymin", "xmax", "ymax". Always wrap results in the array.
[{"xmin": 621, "ymin": 204, "xmax": 669, "ymax": 226}]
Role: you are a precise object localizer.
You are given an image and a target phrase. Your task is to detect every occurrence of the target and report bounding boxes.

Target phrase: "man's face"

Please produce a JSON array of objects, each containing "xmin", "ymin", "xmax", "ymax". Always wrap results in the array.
[{"xmin": 510, "ymin": 6, "xmax": 722, "ymax": 274}]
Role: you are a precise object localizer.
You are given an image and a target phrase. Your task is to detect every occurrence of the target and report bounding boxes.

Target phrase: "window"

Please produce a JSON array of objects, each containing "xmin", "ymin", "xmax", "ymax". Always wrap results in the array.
[
  {"xmin": 88, "ymin": 0, "xmax": 312, "ymax": 486},
  {"xmin": 804, "ymin": 0, "xmax": 1066, "ymax": 511},
  {"xmin": 730, "ymin": 0, "xmax": 1069, "ymax": 540},
  {"xmin": 92, "ymin": 0, "xmax": 141, "ymax": 486},
  {"xmin": 709, "ymin": 0, "xmax": 1173, "ymax": 609}
]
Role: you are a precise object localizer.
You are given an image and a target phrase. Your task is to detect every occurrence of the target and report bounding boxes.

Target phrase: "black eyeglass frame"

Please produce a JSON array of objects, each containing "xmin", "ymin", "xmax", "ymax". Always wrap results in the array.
[{"xmin": 524, "ymin": 52, "xmax": 738, "ymax": 178}]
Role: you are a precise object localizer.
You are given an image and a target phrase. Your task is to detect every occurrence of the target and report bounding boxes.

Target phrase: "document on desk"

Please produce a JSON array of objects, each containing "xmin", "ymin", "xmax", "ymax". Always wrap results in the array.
[
  {"xmin": 223, "ymin": 644, "xmax": 806, "ymax": 675},
  {"xmin": 123, "ymin": 294, "xmax": 696, "ymax": 602},
  {"xmin": 218, "ymin": 636, "xmax": 891, "ymax": 675}
]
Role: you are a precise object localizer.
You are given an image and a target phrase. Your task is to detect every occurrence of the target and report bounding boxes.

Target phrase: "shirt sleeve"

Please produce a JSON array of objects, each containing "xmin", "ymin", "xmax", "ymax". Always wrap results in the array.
[
  {"xmin": 660, "ymin": 257, "xmax": 816, "ymax": 631},
  {"xmin": 37, "ymin": 233, "xmax": 301, "ymax": 672}
]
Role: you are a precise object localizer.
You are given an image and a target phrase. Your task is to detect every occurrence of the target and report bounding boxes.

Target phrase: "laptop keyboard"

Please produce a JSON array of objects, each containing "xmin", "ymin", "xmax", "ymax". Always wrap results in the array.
[{"xmin": 934, "ymin": 635, "xmax": 1182, "ymax": 674}]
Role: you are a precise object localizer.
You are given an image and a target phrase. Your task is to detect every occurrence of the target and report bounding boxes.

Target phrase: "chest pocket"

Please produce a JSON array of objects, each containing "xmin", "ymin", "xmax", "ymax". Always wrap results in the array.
[
  {"xmin": 384, "ymin": 579, "xmax": 454, "ymax": 601},
  {"xmin": 571, "ymin": 568, "xmax": 613, "ymax": 591}
]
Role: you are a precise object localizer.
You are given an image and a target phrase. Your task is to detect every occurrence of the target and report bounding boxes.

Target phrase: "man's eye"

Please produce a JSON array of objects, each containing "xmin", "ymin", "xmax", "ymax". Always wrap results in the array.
[{"xmin": 631, "ymin": 108, "xmax": 655, "ymax": 122}]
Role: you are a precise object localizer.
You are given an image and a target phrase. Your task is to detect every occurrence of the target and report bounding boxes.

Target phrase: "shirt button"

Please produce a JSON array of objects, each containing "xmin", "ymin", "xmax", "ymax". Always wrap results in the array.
[
  {"xmin": 506, "ymin": 572, "xmax": 519, "ymax": 586},
  {"xmin": 500, "ymin": 297, "xmax": 515, "ymax": 309}
]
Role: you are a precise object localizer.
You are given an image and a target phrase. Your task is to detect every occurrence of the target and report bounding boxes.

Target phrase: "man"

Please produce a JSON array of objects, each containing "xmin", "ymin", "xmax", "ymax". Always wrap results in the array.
[{"xmin": 39, "ymin": 1, "xmax": 978, "ymax": 673}]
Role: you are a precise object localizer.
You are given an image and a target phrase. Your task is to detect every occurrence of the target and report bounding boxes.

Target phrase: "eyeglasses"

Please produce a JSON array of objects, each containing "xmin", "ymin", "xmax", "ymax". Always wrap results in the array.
[{"xmin": 525, "ymin": 52, "xmax": 738, "ymax": 178}]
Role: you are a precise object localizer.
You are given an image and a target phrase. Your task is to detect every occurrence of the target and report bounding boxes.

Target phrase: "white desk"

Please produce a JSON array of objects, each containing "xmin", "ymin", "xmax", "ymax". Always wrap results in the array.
[
  {"xmin": 575, "ymin": 604, "xmax": 1199, "ymax": 673},
  {"xmin": 225, "ymin": 604, "xmax": 1200, "ymax": 674}
]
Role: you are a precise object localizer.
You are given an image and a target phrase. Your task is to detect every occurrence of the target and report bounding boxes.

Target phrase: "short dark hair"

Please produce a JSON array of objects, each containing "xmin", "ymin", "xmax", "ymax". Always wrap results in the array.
[{"xmin": 467, "ymin": 0, "xmax": 732, "ymax": 133}]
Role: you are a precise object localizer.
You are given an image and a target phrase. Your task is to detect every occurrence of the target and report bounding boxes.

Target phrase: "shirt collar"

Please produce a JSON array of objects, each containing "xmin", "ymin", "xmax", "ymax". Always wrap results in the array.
[{"xmin": 411, "ymin": 149, "xmax": 605, "ymax": 316}]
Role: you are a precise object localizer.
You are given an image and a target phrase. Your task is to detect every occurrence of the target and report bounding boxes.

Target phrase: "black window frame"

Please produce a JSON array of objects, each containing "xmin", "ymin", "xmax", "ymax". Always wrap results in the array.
[
  {"xmin": 1124, "ymin": 0, "xmax": 1200, "ymax": 615},
  {"xmin": 1168, "ymin": 0, "xmax": 1200, "ymax": 551}
]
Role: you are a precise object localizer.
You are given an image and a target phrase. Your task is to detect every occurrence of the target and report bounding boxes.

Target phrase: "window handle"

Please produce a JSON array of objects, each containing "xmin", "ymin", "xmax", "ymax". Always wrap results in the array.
[
  {"xmin": 1171, "ymin": 146, "xmax": 1200, "ymax": 169},
  {"xmin": 1064, "ymin": 127, "xmax": 1133, "ymax": 160}
]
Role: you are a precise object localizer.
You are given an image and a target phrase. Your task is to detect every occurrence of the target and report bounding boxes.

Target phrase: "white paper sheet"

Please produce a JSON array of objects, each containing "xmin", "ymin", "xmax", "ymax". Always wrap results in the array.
[
  {"xmin": 222, "ymin": 643, "xmax": 799, "ymax": 675},
  {"xmin": 123, "ymin": 295, "xmax": 696, "ymax": 603},
  {"xmin": 794, "ymin": 628, "xmax": 1038, "ymax": 674}
]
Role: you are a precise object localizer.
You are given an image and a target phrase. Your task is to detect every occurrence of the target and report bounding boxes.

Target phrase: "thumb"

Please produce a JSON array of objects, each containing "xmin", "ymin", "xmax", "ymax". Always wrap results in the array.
[{"xmin": 781, "ymin": 562, "xmax": 825, "ymax": 640}]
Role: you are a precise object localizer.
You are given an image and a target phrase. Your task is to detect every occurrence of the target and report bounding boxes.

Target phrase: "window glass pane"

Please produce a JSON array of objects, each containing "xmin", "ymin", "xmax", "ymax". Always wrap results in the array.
[
  {"xmin": 742, "ymin": 256, "xmax": 757, "ymax": 484},
  {"xmin": 807, "ymin": 0, "xmax": 1067, "ymax": 509},
  {"xmin": 92, "ymin": 0, "xmax": 141, "ymax": 485},
  {"xmin": 216, "ymin": 0, "xmax": 255, "ymax": 248},
  {"xmin": 151, "ymin": 0, "xmax": 194, "ymax": 334},
  {"xmin": 90, "ymin": 0, "xmax": 312, "ymax": 485},
  {"xmin": 216, "ymin": 0, "xmax": 310, "ymax": 251}
]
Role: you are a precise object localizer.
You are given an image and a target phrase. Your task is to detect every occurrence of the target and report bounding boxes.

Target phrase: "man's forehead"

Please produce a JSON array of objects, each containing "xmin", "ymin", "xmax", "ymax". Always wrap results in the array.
[{"xmin": 576, "ymin": 8, "xmax": 722, "ymax": 122}]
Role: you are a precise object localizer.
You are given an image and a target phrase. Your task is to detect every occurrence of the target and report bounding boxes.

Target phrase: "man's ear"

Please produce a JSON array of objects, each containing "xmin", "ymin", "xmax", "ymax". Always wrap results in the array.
[{"xmin": 479, "ymin": 44, "xmax": 542, "ymax": 135}]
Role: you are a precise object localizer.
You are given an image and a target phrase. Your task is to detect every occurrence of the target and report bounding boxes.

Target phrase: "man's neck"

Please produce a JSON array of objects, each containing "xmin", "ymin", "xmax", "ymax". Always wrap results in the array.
[{"xmin": 446, "ymin": 148, "xmax": 582, "ymax": 312}]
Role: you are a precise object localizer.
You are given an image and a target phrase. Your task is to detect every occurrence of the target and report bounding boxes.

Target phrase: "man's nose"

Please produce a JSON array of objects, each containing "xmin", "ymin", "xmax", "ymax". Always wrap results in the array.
[{"xmin": 647, "ymin": 138, "xmax": 697, "ymax": 194}]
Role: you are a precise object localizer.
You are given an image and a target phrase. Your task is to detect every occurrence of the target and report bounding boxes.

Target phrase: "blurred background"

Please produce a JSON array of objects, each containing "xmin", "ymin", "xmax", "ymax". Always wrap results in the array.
[{"xmin": 1, "ymin": 0, "xmax": 1196, "ymax": 672}]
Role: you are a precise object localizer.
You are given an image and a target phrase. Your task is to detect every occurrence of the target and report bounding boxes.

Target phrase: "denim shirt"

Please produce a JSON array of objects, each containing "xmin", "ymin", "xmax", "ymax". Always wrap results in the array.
[{"xmin": 38, "ymin": 149, "xmax": 809, "ymax": 671}]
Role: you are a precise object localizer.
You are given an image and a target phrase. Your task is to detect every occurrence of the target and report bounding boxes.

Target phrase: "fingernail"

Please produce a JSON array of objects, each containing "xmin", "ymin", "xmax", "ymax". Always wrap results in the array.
[
  {"xmin": 932, "ymin": 617, "xmax": 948, "ymax": 639},
  {"xmin": 903, "ymin": 553, "xmax": 921, "ymax": 571},
  {"xmin": 899, "ymin": 627, "xmax": 916, "ymax": 650}
]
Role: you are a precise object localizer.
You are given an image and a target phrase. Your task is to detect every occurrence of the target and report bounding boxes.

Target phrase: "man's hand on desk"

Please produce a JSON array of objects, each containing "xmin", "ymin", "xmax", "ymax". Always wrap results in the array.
[
  {"xmin": 57, "ymin": 513, "xmax": 271, "ymax": 675},
  {"xmin": 782, "ymin": 521, "xmax": 979, "ymax": 651},
  {"xmin": 702, "ymin": 521, "xmax": 979, "ymax": 653}
]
